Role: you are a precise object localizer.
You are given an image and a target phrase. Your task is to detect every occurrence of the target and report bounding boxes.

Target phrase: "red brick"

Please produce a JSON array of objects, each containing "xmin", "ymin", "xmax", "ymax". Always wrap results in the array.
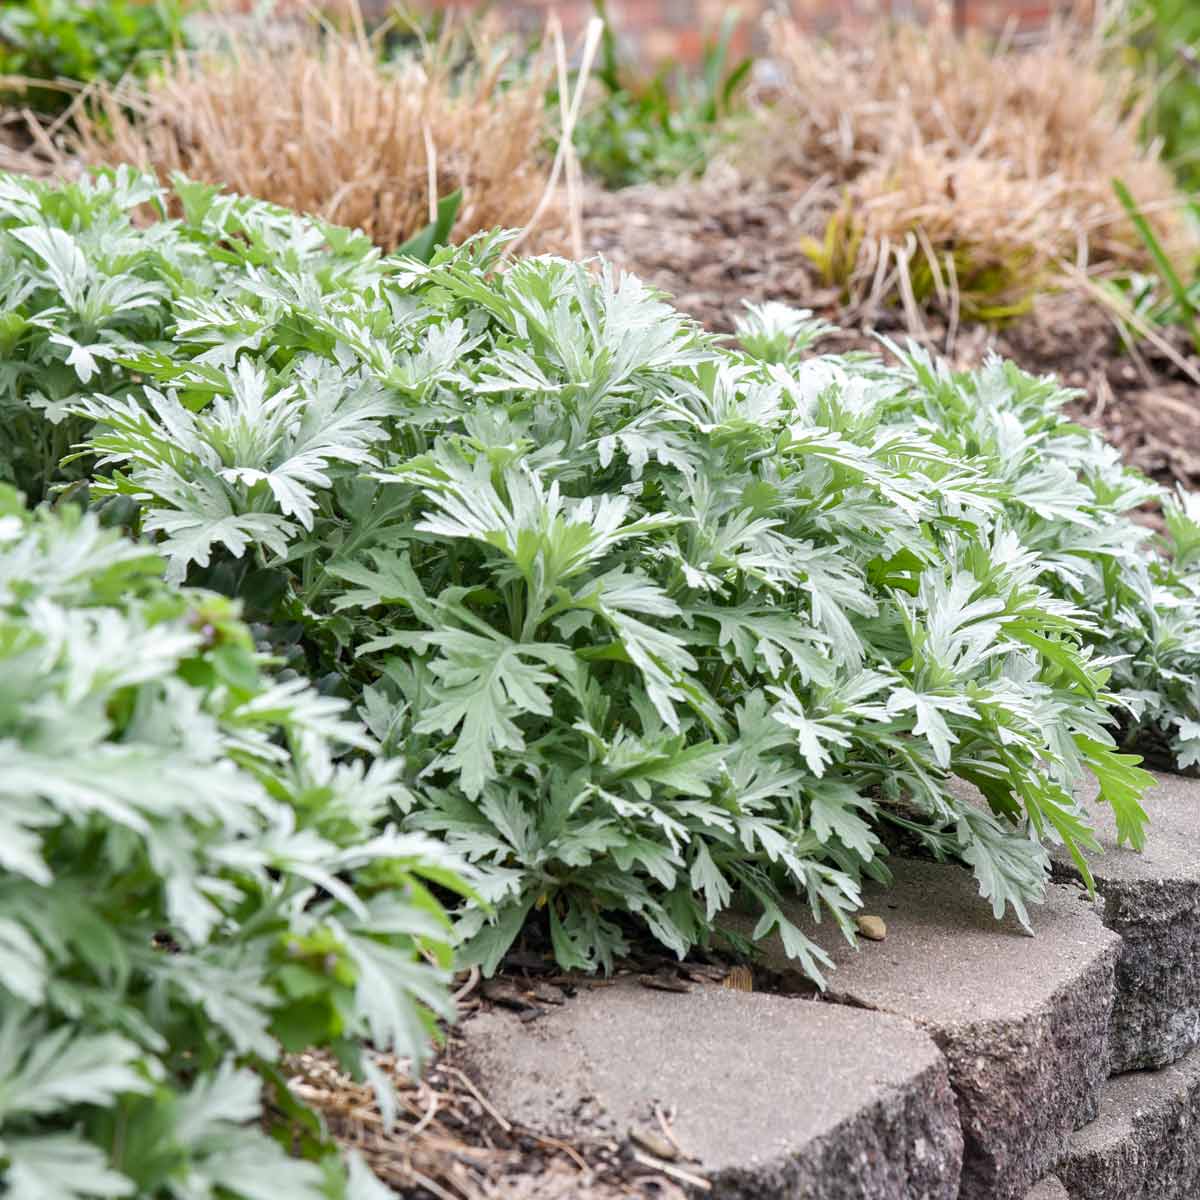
[{"xmin": 258, "ymin": 0, "xmax": 1092, "ymax": 65}]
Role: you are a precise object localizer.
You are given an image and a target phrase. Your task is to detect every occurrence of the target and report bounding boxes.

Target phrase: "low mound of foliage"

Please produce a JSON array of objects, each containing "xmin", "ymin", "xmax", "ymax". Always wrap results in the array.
[
  {"xmin": 0, "ymin": 488, "xmax": 468, "ymax": 1197},
  {"xmin": 2, "ymin": 168, "xmax": 1198, "ymax": 990}
]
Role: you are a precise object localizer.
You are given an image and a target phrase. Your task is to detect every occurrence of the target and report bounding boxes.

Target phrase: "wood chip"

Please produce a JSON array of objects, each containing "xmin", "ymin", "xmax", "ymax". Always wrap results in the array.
[
  {"xmin": 721, "ymin": 964, "xmax": 754, "ymax": 992},
  {"xmin": 638, "ymin": 973, "xmax": 692, "ymax": 994},
  {"xmin": 480, "ymin": 979, "xmax": 539, "ymax": 1011},
  {"xmin": 629, "ymin": 1126, "xmax": 680, "ymax": 1162}
]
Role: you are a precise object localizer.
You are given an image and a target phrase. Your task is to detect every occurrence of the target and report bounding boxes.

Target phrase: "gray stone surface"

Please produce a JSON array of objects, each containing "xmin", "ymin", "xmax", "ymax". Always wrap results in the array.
[
  {"xmin": 1056, "ymin": 1043, "xmax": 1200, "ymax": 1200},
  {"xmin": 726, "ymin": 859, "xmax": 1121, "ymax": 1200},
  {"xmin": 1025, "ymin": 1178, "xmax": 1070, "ymax": 1200},
  {"xmin": 1051, "ymin": 770, "xmax": 1200, "ymax": 1072},
  {"xmin": 461, "ymin": 978, "xmax": 963, "ymax": 1199}
]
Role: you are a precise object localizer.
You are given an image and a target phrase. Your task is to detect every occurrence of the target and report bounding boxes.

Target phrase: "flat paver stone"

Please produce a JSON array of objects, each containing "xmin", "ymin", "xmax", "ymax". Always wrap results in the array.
[
  {"xmin": 461, "ymin": 978, "xmax": 963, "ymax": 1200},
  {"xmin": 1051, "ymin": 770, "xmax": 1200, "ymax": 1072},
  {"xmin": 1056, "ymin": 1042, "xmax": 1200, "ymax": 1200},
  {"xmin": 726, "ymin": 858, "xmax": 1121, "ymax": 1200}
]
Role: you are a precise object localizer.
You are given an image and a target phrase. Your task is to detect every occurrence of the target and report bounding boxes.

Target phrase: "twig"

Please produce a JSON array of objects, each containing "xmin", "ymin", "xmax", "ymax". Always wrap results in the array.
[
  {"xmin": 524, "ymin": 1130, "xmax": 591, "ymax": 1173},
  {"xmin": 453, "ymin": 964, "xmax": 480, "ymax": 1004},
  {"xmin": 409, "ymin": 1086, "xmax": 441, "ymax": 1138},
  {"xmin": 505, "ymin": 14, "xmax": 602, "ymax": 258},
  {"xmin": 1065, "ymin": 263, "xmax": 1200, "ymax": 387},
  {"xmin": 403, "ymin": 1166, "xmax": 463, "ymax": 1200},
  {"xmin": 630, "ymin": 1150, "xmax": 713, "ymax": 1191},
  {"xmin": 441, "ymin": 1066, "xmax": 512, "ymax": 1133},
  {"xmin": 654, "ymin": 1102, "xmax": 696, "ymax": 1163},
  {"xmin": 550, "ymin": 15, "xmax": 585, "ymax": 261}
]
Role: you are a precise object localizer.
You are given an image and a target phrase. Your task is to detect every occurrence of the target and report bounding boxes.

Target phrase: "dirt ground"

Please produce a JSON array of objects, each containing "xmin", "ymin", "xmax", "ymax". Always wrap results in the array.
[{"xmin": 583, "ymin": 174, "xmax": 1200, "ymax": 496}]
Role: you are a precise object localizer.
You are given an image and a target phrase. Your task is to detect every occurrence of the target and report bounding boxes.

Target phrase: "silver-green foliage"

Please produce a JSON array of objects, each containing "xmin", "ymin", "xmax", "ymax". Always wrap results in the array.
[
  {"xmin": 0, "ymin": 166, "xmax": 377, "ymax": 502},
  {"xmin": 1, "ymin": 168, "xmax": 1195, "ymax": 982},
  {"xmin": 863, "ymin": 340, "xmax": 1200, "ymax": 773},
  {"xmin": 0, "ymin": 490, "xmax": 466, "ymax": 1198}
]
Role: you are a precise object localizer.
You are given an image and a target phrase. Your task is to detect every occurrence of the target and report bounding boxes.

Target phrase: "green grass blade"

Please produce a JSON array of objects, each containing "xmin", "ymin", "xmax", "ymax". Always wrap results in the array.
[{"xmin": 1113, "ymin": 176, "xmax": 1200, "ymax": 352}]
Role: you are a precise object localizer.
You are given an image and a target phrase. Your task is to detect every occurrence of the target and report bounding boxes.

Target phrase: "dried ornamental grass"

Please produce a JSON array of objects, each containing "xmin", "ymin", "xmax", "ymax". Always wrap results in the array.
[
  {"xmin": 62, "ymin": 26, "xmax": 556, "ymax": 252},
  {"xmin": 740, "ymin": 8, "xmax": 1190, "ymax": 320}
]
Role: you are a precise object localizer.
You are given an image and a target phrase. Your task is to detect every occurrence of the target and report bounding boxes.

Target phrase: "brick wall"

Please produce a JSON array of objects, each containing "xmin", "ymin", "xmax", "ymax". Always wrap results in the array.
[
  {"xmin": 224, "ymin": 0, "xmax": 1093, "ymax": 62},
  {"xmin": 420, "ymin": 0, "xmax": 1091, "ymax": 62}
]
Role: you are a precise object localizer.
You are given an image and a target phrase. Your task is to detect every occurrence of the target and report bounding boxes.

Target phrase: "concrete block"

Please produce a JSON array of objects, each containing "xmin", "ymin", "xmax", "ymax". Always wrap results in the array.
[
  {"xmin": 727, "ymin": 859, "xmax": 1120, "ymax": 1200},
  {"xmin": 461, "ymin": 977, "xmax": 963, "ymax": 1199}
]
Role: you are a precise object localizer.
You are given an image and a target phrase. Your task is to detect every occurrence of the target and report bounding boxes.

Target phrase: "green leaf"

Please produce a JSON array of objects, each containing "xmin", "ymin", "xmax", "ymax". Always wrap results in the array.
[
  {"xmin": 1078, "ymin": 736, "xmax": 1153, "ymax": 851},
  {"xmin": 395, "ymin": 189, "xmax": 462, "ymax": 263},
  {"xmin": 460, "ymin": 894, "xmax": 536, "ymax": 976},
  {"xmin": 956, "ymin": 807, "xmax": 1048, "ymax": 930},
  {"xmin": 3, "ymin": 1134, "xmax": 134, "ymax": 1199},
  {"xmin": 0, "ymin": 1019, "xmax": 151, "ymax": 1122},
  {"xmin": 807, "ymin": 780, "xmax": 880, "ymax": 861}
]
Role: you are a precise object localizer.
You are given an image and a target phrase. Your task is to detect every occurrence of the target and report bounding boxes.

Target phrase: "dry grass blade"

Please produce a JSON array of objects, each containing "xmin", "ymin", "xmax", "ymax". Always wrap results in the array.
[
  {"xmin": 1065, "ymin": 262, "xmax": 1200, "ymax": 387},
  {"xmin": 737, "ymin": 2, "xmax": 1193, "ymax": 324},
  {"xmin": 54, "ymin": 12, "xmax": 558, "ymax": 252},
  {"xmin": 504, "ymin": 14, "xmax": 602, "ymax": 260},
  {"xmin": 0, "ymin": 129, "xmax": 52, "ymax": 179},
  {"xmin": 285, "ymin": 1042, "xmax": 693, "ymax": 1198},
  {"xmin": 629, "ymin": 1150, "xmax": 713, "ymax": 1191},
  {"xmin": 441, "ymin": 1064, "xmax": 512, "ymax": 1133}
]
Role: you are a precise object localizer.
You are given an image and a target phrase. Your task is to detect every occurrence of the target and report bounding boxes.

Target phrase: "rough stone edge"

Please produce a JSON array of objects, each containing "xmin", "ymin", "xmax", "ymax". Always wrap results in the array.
[
  {"xmin": 1056, "ymin": 1044, "xmax": 1200, "ymax": 1200},
  {"xmin": 706, "ymin": 1049, "xmax": 963, "ymax": 1200},
  {"xmin": 1050, "ymin": 771, "xmax": 1200, "ymax": 1073},
  {"xmin": 458, "ymin": 985, "xmax": 965, "ymax": 1200},
  {"xmin": 1025, "ymin": 1177, "xmax": 1070, "ymax": 1200},
  {"xmin": 925, "ymin": 937, "xmax": 1118, "ymax": 1200}
]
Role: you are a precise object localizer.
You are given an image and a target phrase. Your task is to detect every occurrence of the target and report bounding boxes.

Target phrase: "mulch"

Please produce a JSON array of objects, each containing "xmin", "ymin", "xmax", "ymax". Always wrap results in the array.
[{"xmin": 582, "ymin": 172, "xmax": 1200, "ymax": 495}]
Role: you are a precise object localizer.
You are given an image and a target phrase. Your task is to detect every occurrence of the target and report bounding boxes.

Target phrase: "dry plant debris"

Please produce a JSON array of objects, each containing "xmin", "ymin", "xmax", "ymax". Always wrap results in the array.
[
  {"xmin": 55, "ymin": 21, "xmax": 556, "ymax": 252},
  {"xmin": 284, "ymin": 970, "xmax": 695, "ymax": 1200},
  {"xmin": 285, "ymin": 957, "xmax": 741, "ymax": 1197},
  {"xmin": 0, "ymin": 125, "xmax": 44, "ymax": 179},
  {"xmin": 734, "ymin": 6, "xmax": 1189, "ymax": 320}
]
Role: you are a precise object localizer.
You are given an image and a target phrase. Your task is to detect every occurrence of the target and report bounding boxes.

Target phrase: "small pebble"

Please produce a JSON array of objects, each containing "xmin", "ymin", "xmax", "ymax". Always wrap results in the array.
[{"xmin": 855, "ymin": 914, "xmax": 888, "ymax": 941}]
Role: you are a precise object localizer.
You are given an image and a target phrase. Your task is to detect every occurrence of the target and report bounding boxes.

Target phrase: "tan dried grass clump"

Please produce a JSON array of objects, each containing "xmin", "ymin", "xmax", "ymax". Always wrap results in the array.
[
  {"xmin": 61, "ymin": 21, "xmax": 556, "ymax": 253},
  {"xmin": 0, "ymin": 125, "xmax": 53, "ymax": 180},
  {"xmin": 740, "ymin": 7, "xmax": 1191, "ymax": 320}
]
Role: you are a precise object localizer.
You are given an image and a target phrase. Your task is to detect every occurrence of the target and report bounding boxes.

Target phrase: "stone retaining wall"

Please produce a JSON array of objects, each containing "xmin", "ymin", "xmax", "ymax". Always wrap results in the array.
[{"xmin": 462, "ymin": 770, "xmax": 1200, "ymax": 1198}]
